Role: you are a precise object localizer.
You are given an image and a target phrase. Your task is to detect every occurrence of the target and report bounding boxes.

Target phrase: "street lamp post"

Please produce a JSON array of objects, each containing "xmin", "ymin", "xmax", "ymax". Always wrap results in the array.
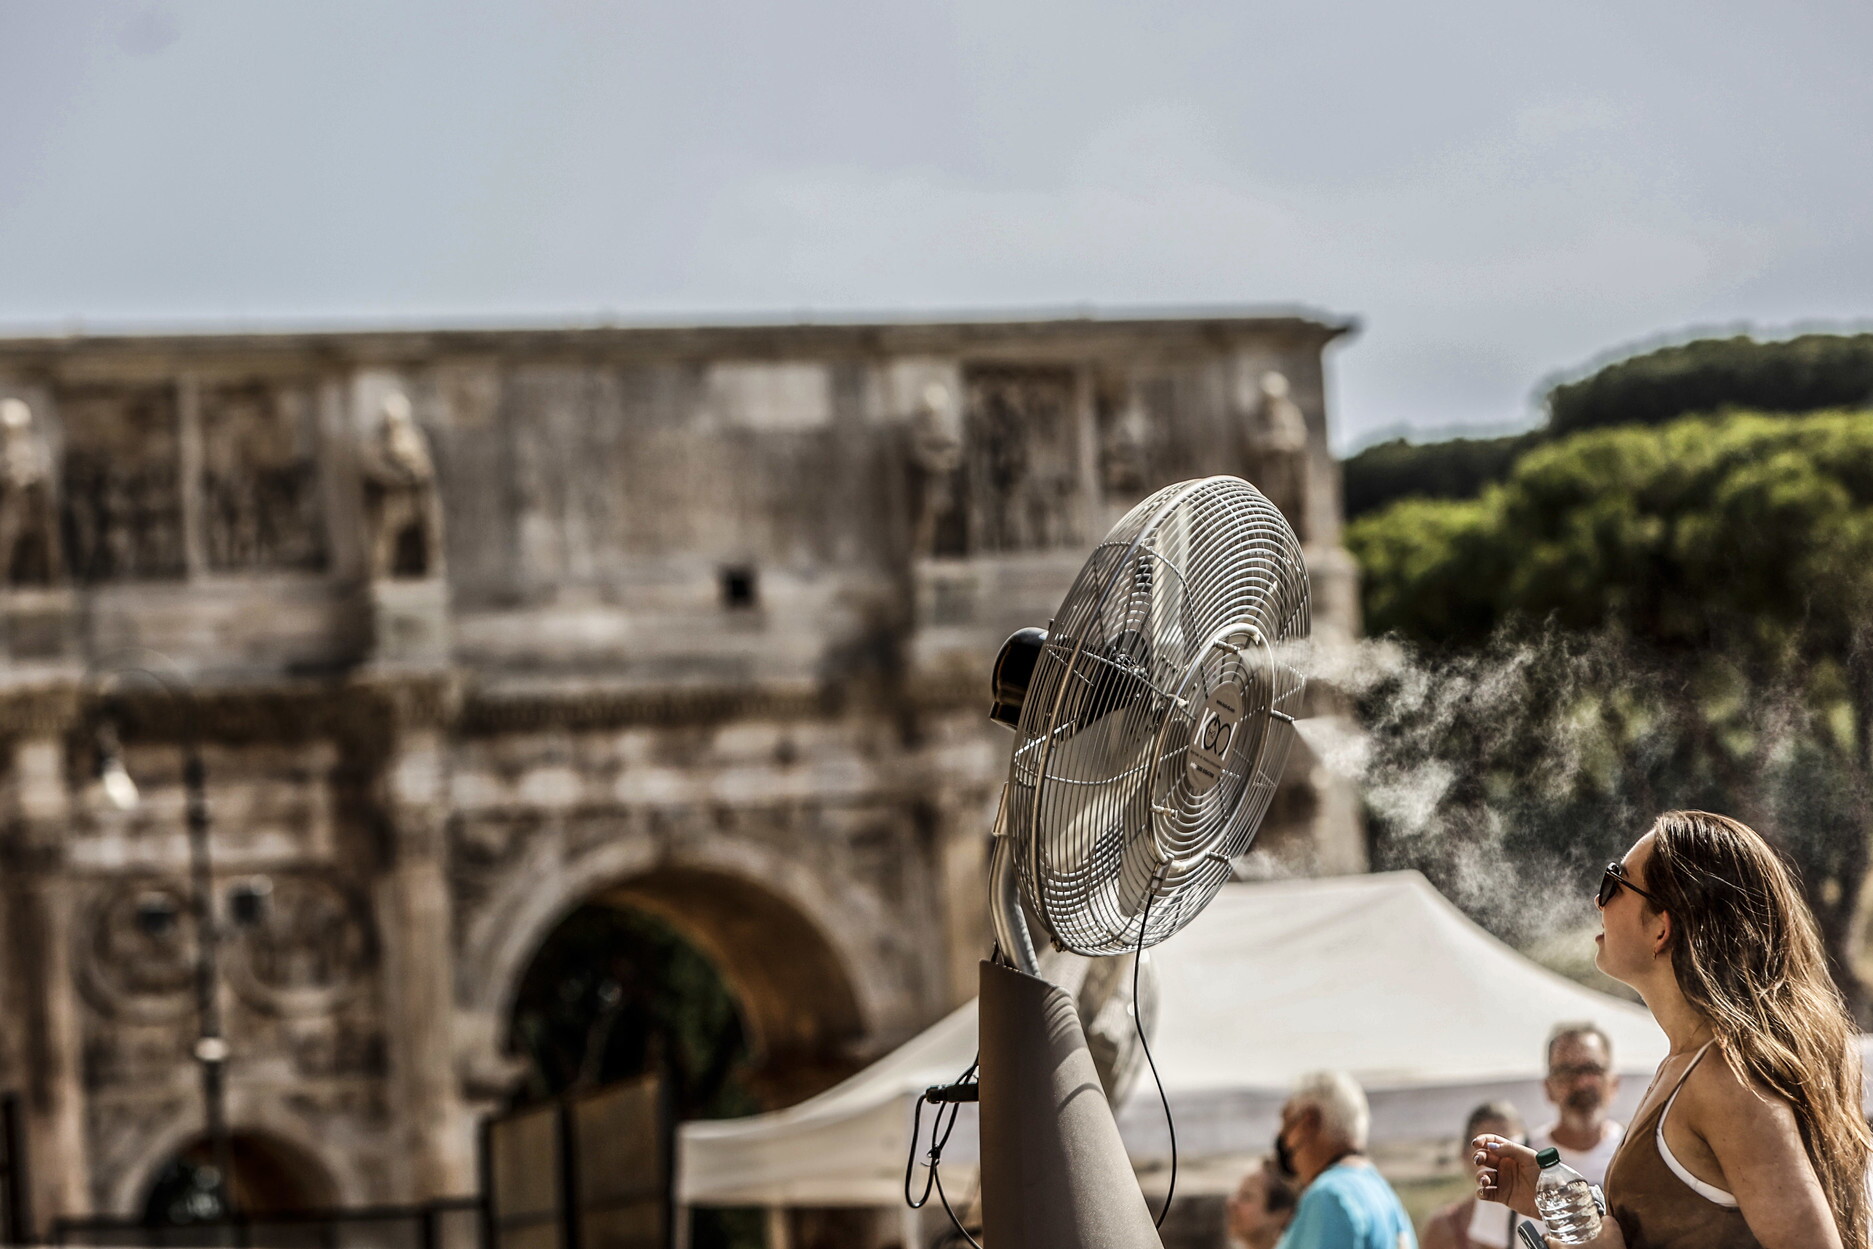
[
  {"xmin": 182, "ymin": 749, "xmax": 237, "ymax": 1232},
  {"xmin": 92, "ymin": 652, "xmax": 240, "ymax": 1232}
]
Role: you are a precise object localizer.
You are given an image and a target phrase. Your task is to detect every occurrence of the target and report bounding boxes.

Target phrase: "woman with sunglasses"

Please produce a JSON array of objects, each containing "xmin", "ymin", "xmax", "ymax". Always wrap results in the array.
[{"xmin": 1471, "ymin": 809, "xmax": 1871, "ymax": 1248}]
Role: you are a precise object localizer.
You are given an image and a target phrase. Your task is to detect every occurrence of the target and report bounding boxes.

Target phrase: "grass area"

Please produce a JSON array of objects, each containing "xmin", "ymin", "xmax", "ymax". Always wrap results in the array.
[{"xmin": 1394, "ymin": 1171, "xmax": 1474, "ymax": 1237}]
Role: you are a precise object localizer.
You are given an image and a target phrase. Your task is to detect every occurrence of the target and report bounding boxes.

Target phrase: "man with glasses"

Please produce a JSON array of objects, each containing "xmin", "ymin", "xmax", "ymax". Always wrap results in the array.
[
  {"xmin": 1531, "ymin": 1022, "xmax": 1623, "ymax": 1189},
  {"xmin": 1460, "ymin": 1024, "xmax": 1621, "ymax": 1245}
]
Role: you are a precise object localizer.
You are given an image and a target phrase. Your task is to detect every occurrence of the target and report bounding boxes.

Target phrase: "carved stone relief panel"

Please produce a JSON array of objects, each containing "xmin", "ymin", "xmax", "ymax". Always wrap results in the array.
[
  {"xmin": 58, "ymin": 384, "xmax": 185, "ymax": 581},
  {"xmin": 82, "ymin": 1019, "xmax": 194, "ymax": 1088},
  {"xmin": 448, "ymin": 810, "xmax": 553, "ymax": 931},
  {"xmin": 496, "ymin": 366, "xmax": 631, "ymax": 593},
  {"xmin": 280, "ymin": 1016, "xmax": 386, "ymax": 1079},
  {"xmin": 77, "ymin": 880, "xmax": 196, "ymax": 1023},
  {"xmin": 87, "ymin": 1092, "xmax": 193, "ymax": 1202},
  {"xmin": 954, "ymin": 366, "xmax": 1083, "ymax": 554},
  {"xmin": 200, "ymin": 381, "xmax": 328, "ymax": 573},
  {"xmin": 283, "ymin": 1083, "xmax": 394, "ymax": 1136},
  {"xmin": 431, "ymin": 373, "xmax": 519, "ymax": 606},
  {"xmin": 226, "ymin": 875, "xmax": 375, "ymax": 1015}
]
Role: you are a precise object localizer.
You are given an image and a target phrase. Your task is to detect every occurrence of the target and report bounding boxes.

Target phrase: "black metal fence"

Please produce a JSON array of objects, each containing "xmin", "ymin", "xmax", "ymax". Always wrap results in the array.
[
  {"xmin": 1, "ymin": 1093, "xmax": 29, "ymax": 1248},
  {"xmin": 14, "ymin": 1075, "xmax": 665, "ymax": 1249},
  {"xmin": 482, "ymin": 1076, "xmax": 671, "ymax": 1249},
  {"xmin": 53, "ymin": 1198, "xmax": 482, "ymax": 1249}
]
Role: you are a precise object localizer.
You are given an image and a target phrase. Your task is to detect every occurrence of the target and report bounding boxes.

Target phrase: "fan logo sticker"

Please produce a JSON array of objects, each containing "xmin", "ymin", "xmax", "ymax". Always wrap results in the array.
[{"xmin": 1187, "ymin": 682, "xmax": 1244, "ymax": 794}]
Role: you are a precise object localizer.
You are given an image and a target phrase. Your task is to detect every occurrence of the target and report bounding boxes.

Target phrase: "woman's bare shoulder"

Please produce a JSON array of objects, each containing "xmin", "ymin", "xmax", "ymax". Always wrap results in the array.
[{"xmin": 1680, "ymin": 1045, "xmax": 1798, "ymax": 1134}]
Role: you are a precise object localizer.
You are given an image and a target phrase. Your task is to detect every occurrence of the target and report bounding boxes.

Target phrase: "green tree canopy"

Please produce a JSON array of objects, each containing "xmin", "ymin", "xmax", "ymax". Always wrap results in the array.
[
  {"xmin": 1548, "ymin": 333, "xmax": 1873, "ymax": 437},
  {"xmin": 1349, "ymin": 411, "xmax": 1873, "ymax": 650},
  {"xmin": 1341, "ymin": 332, "xmax": 1873, "ymax": 520},
  {"xmin": 1341, "ymin": 432, "xmax": 1536, "ymax": 519}
]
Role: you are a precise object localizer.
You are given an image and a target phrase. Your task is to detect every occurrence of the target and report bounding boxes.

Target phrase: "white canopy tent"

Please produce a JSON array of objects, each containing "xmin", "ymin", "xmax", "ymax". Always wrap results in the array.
[{"xmin": 677, "ymin": 870, "xmax": 1676, "ymax": 1212}]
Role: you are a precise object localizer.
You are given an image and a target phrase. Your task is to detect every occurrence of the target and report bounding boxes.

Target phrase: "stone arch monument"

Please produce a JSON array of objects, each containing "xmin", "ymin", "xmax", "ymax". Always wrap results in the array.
[{"xmin": 0, "ymin": 311, "xmax": 1362, "ymax": 1240}]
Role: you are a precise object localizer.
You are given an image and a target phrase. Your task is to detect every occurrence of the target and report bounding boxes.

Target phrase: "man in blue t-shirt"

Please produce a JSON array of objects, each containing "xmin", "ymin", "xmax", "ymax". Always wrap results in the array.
[{"xmin": 1273, "ymin": 1071, "xmax": 1417, "ymax": 1249}]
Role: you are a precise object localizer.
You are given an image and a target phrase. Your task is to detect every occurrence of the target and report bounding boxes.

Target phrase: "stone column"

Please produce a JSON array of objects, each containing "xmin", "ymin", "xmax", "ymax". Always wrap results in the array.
[
  {"xmin": 368, "ymin": 677, "xmax": 476, "ymax": 1201},
  {"xmin": 176, "ymin": 375, "xmax": 207, "ymax": 579},
  {"xmin": 0, "ymin": 714, "xmax": 91, "ymax": 1232},
  {"xmin": 1071, "ymin": 363, "xmax": 1101, "ymax": 547}
]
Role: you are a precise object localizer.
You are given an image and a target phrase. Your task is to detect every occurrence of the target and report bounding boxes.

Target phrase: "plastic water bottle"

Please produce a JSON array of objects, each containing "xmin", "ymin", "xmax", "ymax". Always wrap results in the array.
[{"xmin": 1533, "ymin": 1148, "xmax": 1603, "ymax": 1244}]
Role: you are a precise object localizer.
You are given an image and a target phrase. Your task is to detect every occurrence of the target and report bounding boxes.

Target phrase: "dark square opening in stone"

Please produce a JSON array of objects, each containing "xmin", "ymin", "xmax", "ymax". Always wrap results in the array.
[{"xmin": 720, "ymin": 566, "xmax": 758, "ymax": 610}]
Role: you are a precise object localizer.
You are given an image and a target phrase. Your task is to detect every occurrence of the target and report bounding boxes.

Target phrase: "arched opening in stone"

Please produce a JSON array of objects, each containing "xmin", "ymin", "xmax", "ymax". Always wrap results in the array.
[
  {"xmin": 140, "ymin": 1131, "xmax": 337, "ymax": 1226},
  {"xmin": 507, "ymin": 902, "xmax": 756, "ymax": 1117},
  {"xmin": 503, "ymin": 867, "xmax": 868, "ymax": 1249}
]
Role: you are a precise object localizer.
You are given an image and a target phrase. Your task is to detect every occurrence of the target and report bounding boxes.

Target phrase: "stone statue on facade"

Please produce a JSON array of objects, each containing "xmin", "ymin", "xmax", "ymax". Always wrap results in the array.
[
  {"xmin": 1243, "ymin": 371, "xmax": 1310, "ymax": 538},
  {"xmin": 360, "ymin": 391, "xmax": 442, "ymax": 579},
  {"xmin": 910, "ymin": 381, "xmax": 965, "ymax": 557},
  {"xmin": 1101, "ymin": 391, "xmax": 1152, "ymax": 495},
  {"xmin": 0, "ymin": 397, "xmax": 62, "ymax": 585}
]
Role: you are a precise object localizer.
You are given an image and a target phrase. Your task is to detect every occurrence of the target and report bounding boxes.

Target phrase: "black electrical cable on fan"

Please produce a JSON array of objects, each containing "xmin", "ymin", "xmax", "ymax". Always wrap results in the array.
[
  {"xmin": 932, "ymin": 1156, "xmax": 981, "ymax": 1249},
  {"xmin": 904, "ymin": 1054, "xmax": 982, "ymax": 1249},
  {"xmin": 904, "ymin": 940, "xmax": 1000, "ymax": 1249},
  {"xmin": 1135, "ymin": 885, "xmax": 1177, "ymax": 1229}
]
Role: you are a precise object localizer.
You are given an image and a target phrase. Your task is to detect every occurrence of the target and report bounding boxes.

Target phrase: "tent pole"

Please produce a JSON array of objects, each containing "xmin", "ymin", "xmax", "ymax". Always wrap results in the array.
[
  {"xmin": 898, "ymin": 1201, "xmax": 921, "ymax": 1249},
  {"xmin": 764, "ymin": 1206, "xmax": 791, "ymax": 1249}
]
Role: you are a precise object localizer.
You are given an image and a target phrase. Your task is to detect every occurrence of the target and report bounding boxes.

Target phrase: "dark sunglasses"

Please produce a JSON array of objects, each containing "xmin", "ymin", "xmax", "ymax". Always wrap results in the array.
[
  {"xmin": 1597, "ymin": 861, "xmax": 1662, "ymax": 909},
  {"xmin": 1549, "ymin": 1062, "xmax": 1609, "ymax": 1081}
]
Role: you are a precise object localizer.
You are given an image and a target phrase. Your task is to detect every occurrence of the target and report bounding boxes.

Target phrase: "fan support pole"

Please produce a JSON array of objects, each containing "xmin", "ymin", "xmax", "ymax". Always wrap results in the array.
[{"xmin": 978, "ymin": 960, "xmax": 1165, "ymax": 1249}]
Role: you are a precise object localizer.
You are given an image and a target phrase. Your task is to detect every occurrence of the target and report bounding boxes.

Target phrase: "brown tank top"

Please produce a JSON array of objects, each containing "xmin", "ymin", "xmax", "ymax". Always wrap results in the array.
[{"xmin": 1605, "ymin": 1044, "xmax": 1761, "ymax": 1249}]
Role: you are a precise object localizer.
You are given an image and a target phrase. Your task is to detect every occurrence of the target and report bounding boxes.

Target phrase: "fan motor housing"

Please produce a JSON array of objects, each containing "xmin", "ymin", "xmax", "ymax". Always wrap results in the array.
[
  {"xmin": 1178, "ymin": 624, "xmax": 1271, "ymax": 801},
  {"xmin": 990, "ymin": 627, "xmax": 1048, "ymax": 730}
]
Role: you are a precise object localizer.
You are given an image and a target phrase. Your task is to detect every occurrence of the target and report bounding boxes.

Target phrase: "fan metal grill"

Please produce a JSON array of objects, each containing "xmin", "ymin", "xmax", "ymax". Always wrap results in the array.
[{"xmin": 1006, "ymin": 476, "xmax": 1308, "ymax": 955}]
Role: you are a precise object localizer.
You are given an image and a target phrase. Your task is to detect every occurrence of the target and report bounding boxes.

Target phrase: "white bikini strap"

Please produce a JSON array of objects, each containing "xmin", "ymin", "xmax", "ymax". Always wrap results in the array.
[
  {"xmin": 1658, "ymin": 1040, "xmax": 1716, "ymax": 1120},
  {"xmin": 1656, "ymin": 1041, "xmax": 1738, "ymax": 1208}
]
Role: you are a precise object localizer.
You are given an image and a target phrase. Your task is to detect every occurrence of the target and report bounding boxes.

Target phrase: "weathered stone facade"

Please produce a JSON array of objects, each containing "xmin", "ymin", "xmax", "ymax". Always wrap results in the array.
[{"xmin": 0, "ymin": 313, "xmax": 1360, "ymax": 1230}]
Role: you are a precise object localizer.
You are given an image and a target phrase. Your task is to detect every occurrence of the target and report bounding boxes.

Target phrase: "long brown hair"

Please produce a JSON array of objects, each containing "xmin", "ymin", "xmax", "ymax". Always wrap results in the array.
[{"xmin": 1646, "ymin": 810, "xmax": 1871, "ymax": 1248}]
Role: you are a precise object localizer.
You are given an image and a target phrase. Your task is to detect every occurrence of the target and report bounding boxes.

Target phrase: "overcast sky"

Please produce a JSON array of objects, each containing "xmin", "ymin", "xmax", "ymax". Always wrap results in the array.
[{"xmin": 4, "ymin": 1, "xmax": 1871, "ymax": 450}]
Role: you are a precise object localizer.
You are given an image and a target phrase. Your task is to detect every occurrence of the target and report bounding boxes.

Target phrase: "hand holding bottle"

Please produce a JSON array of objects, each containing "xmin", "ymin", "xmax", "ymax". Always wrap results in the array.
[
  {"xmin": 1473, "ymin": 1134, "xmax": 1542, "ymax": 1220},
  {"xmin": 1532, "ymin": 1149, "xmax": 1601, "ymax": 1243}
]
